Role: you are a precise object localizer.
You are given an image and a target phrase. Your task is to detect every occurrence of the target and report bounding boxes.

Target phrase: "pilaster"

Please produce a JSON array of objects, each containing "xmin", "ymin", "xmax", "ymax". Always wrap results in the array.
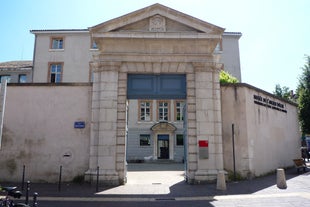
[
  {"xmin": 87, "ymin": 61, "xmax": 123, "ymax": 185},
  {"xmin": 192, "ymin": 62, "xmax": 224, "ymax": 183}
]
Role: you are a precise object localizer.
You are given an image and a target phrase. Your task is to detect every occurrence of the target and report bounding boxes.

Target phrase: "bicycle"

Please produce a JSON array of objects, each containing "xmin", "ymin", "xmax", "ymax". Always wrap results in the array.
[{"xmin": 0, "ymin": 186, "xmax": 30, "ymax": 207}]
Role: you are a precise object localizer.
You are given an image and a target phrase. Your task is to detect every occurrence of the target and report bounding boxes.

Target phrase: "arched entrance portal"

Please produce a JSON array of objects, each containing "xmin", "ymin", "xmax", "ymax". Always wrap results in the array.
[
  {"xmin": 151, "ymin": 122, "xmax": 177, "ymax": 160},
  {"xmin": 87, "ymin": 4, "xmax": 224, "ymax": 185}
]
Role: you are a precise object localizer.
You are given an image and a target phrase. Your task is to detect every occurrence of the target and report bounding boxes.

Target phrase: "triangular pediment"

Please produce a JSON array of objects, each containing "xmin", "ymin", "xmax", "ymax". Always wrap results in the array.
[{"xmin": 90, "ymin": 4, "xmax": 224, "ymax": 35}]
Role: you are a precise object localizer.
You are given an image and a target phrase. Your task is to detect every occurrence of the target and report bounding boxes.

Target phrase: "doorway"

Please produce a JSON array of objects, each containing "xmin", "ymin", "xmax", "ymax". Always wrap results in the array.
[{"xmin": 157, "ymin": 134, "xmax": 169, "ymax": 159}]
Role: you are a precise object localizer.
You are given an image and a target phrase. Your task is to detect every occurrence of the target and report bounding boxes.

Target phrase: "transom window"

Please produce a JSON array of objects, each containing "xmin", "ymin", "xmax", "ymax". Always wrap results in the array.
[
  {"xmin": 175, "ymin": 101, "xmax": 185, "ymax": 121},
  {"xmin": 49, "ymin": 63, "xmax": 63, "ymax": 83},
  {"xmin": 51, "ymin": 37, "xmax": 63, "ymax": 49},
  {"xmin": 139, "ymin": 100, "xmax": 152, "ymax": 121},
  {"xmin": 158, "ymin": 101, "xmax": 169, "ymax": 121}
]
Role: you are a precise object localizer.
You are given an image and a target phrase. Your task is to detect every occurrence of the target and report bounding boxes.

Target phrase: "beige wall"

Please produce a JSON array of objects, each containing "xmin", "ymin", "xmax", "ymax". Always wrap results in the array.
[
  {"xmin": 32, "ymin": 32, "xmax": 97, "ymax": 83},
  {"xmin": 221, "ymin": 33, "xmax": 242, "ymax": 82},
  {"xmin": 221, "ymin": 83, "xmax": 300, "ymax": 178},
  {"xmin": 0, "ymin": 84, "xmax": 91, "ymax": 182}
]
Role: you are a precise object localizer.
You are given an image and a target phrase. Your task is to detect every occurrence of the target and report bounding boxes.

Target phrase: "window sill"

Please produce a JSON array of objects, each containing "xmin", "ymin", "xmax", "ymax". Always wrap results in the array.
[{"xmin": 49, "ymin": 49, "xmax": 64, "ymax": 52}]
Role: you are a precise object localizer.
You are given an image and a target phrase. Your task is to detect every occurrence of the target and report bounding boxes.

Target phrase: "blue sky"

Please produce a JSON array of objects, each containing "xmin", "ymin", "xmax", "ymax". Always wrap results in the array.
[{"xmin": 1, "ymin": 0, "xmax": 309, "ymax": 93}]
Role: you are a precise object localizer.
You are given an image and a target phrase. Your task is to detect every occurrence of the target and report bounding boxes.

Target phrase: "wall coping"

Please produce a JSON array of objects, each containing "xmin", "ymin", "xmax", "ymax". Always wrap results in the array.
[
  {"xmin": 221, "ymin": 82, "xmax": 298, "ymax": 107},
  {"xmin": 7, "ymin": 83, "xmax": 92, "ymax": 87}
]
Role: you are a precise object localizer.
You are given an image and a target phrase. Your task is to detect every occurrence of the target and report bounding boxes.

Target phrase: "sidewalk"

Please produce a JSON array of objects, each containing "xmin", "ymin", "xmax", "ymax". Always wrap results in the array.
[{"xmin": 2, "ymin": 163, "xmax": 310, "ymax": 205}]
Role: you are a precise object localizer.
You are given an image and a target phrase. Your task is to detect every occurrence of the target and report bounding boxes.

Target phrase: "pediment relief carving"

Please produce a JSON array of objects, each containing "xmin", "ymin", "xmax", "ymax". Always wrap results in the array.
[
  {"xmin": 112, "ymin": 15, "xmax": 203, "ymax": 33},
  {"xmin": 151, "ymin": 122, "xmax": 177, "ymax": 132}
]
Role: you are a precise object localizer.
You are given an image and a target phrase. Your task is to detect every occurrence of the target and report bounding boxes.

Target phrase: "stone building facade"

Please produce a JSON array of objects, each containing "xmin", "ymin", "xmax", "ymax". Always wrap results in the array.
[{"xmin": 0, "ymin": 4, "xmax": 300, "ymax": 185}]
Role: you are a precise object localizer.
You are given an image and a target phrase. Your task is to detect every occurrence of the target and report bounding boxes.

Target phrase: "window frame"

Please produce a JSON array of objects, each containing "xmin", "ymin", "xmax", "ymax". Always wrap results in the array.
[
  {"xmin": 175, "ymin": 100, "xmax": 185, "ymax": 121},
  {"xmin": 139, "ymin": 134, "xmax": 151, "ymax": 146},
  {"xmin": 157, "ymin": 100, "xmax": 170, "ymax": 121},
  {"xmin": 50, "ymin": 37, "xmax": 64, "ymax": 49},
  {"xmin": 0, "ymin": 75, "xmax": 11, "ymax": 83},
  {"xmin": 90, "ymin": 38, "xmax": 98, "ymax": 50},
  {"xmin": 48, "ymin": 62, "xmax": 63, "ymax": 83},
  {"xmin": 18, "ymin": 74, "xmax": 27, "ymax": 83},
  {"xmin": 138, "ymin": 100, "xmax": 152, "ymax": 122},
  {"xmin": 176, "ymin": 134, "xmax": 184, "ymax": 146}
]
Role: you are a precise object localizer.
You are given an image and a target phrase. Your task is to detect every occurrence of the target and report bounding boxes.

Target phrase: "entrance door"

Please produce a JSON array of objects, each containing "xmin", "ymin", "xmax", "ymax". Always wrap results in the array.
[{"xmin": 158, "ymin": 135, "xmax": 169, "ymax": 159}]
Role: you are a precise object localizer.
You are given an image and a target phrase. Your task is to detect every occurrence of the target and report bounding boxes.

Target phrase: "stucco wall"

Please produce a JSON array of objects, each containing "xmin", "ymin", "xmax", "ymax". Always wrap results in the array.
[
  {"xmin": 32, "ymin": 32, "xmax": 97, "ymax": 83},
  {"xmin": 221, "ymin": 83, "xmax": 300, "ymax": 178},
  {"xmin": 0, "ymin": 84, "xmax": 91, "ymax": 182},
  {"xmin": 221, "ymin": 34, "xmax": 242, "ymax": 82}
]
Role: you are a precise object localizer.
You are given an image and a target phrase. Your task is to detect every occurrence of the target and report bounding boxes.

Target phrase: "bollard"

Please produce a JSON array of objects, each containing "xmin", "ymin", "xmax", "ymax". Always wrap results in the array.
[
  {"xmin": 21, "ymin": 165, "xmax": 25, "ymax": 191},
  {"xmin": 32, "ymin": 192, "xmax": 38, "ymax": 207},
  {"xmin": 25, "ymin": 181, "xmax": 30, "ymax": 205},
  {"xmin": 58, "ymin": 165, "xmax": 62, "ymax": 192},
  {"xmin": 96, "ymin": 166, "xmax": 99, "ymax": 192},
  {"xmin": 216, "ymin": 171, "xmax": 226, "ymax": 190},
  {"xmin": 276, "ymin": 168, "xmax": 287, "ymax": 189}
]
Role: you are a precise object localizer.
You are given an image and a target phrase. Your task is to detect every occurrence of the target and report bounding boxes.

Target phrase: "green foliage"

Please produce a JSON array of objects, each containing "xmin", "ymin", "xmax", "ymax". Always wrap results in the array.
[
  {"xmin": 273, "ymin": 84, "xmax": 292, "ymax": 100},
  {"xmin": 297, "ymin": 55, "xmax": 310, "ymax": 134},
  {"xmin": 219, "ymin": 70, "xmax": 239, "ymax": 84}
]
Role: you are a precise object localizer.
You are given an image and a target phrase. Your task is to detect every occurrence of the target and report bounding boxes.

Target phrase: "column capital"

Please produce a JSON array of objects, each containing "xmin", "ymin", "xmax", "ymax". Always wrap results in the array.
[
  {"xmin": 90, "ymin": 61, "xmax": 122, "ymax": 72},
  {"xmin": 192, "ymin": 62, "xmax": 223, "ymax": 72}
]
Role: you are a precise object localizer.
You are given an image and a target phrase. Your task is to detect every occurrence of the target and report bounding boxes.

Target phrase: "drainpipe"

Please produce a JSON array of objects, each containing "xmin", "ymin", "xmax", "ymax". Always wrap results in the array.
[{"xmin": 0, "ymin": 80, "xmax": 7, "ymax": 149}]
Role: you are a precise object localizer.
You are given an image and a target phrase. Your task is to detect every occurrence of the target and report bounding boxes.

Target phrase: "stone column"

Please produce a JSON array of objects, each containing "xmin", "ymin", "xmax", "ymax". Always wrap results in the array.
[
  {"xmin": 87, "ymin": 61, "xmax": 123, "ymax": 185},
  {"xmin": 192, "ymin": 62, "xmax": 224, "ymax": 183}
]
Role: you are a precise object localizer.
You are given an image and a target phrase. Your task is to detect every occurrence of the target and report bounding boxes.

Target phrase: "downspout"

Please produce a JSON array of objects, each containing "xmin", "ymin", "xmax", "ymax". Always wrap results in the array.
[{"xmin": 0, "ymin": 80, "xmax": 7, "ymax": 149}]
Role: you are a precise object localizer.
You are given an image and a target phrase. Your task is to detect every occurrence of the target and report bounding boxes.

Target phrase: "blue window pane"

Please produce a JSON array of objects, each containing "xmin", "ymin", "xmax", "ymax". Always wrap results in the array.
[
  {"xmin": 56, "ymin": 74, "xmax": 61, "ymax": 83},
  {"xmin": 19, "ymin": 74, "xmax": 27, "ymax": 83}
]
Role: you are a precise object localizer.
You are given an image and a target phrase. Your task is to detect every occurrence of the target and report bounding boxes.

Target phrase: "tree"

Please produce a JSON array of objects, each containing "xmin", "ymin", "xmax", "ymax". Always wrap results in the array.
[
  {"xmin": 273, "ymin": 84, "xmax": 292, "ymax": 100},
  {"xmin": 219, "ymin": 70, "xmax": 239, "ymax": 84},
  {"xmin": 297, "ymin": 55, "xmax": 310, "ymax": 134}
]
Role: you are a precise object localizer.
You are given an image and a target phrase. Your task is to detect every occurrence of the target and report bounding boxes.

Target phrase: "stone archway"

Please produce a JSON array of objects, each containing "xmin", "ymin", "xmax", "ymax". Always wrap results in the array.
[
  {"xmin": 88, "ymin": 60, "xmax": 223, "ymax": 185},
  {"xmin": 86, "ymin": 4, "xmax": 225, "ymax": 185}
]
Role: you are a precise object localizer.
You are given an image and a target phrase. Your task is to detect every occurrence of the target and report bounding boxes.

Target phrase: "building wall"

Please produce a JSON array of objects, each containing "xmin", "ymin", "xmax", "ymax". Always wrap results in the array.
[
  {"xmin": 126, "ymin": 99, "xmax": 184, "ymax": 162},
  {"xmin": 221, "ymin": 83, "xmax": 300, "ymax": 178},
  {"xmin": 221, "ymin": 33, "xmax": 242, "ymax": 81},
  {"xmin": 32, "ymin": 32, "xmax": 97, "ymax": 83},
  {"xmin": 0, "ymin": 84, "xmax": 91, "ymax": 182},
  {"xmin": 31, "ymin": 32, "xmax": 241, "ymax": 84}
]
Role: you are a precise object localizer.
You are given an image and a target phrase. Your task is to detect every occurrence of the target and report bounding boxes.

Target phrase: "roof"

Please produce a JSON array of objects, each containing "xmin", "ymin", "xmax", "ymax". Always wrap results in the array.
[
  {"xmin": 30, "ymin": 29, "xmax": 88, "ymax": 34},
  {"xmin": 0, "ymin": 61, "xmax": 33, "ymax": 70},
  {"xmin": 90, "ymin": 3, "xmax": 225, "ymax": 34}
]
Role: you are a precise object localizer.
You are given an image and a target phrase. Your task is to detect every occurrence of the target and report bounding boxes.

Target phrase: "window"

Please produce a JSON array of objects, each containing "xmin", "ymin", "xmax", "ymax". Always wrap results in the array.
[
  {"xmin": 140, "ymin": 134, "xmax": 151, "ymax": 146},
  {"xmin": 0, "ymin": 75, "xmax": 11, "ymax": 83},
  {"xmin": 18, "ymin": 74, "xmax": 27, "ymax": 83},
  {"xmin": 51, "ymin": 37, "xmax": 63, "ymax": 49},
  {"xmin": 176, "ymin": 134, "xmax": 184, "ymax": 146},
  {"xmin": 91, "ymin": 40, "xmax": 98, "ymax": 49},
  {"xmin": 49, "ymin": 63, "xmax": 63, "ymax": 83},
  {"xmin": 158, "ymin": 101, "xmax": 169, "ymax": 121},
  {"xmin": 214, "ymin": 39, "xmax": 222, "ymax": 53},
  {"xmin": 139, "ymin": 100, "xmax": 152, "ymax": 121},
  {"xmin": 175, "ymin": 101, "xmax": 185, "ymax": 121}
]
